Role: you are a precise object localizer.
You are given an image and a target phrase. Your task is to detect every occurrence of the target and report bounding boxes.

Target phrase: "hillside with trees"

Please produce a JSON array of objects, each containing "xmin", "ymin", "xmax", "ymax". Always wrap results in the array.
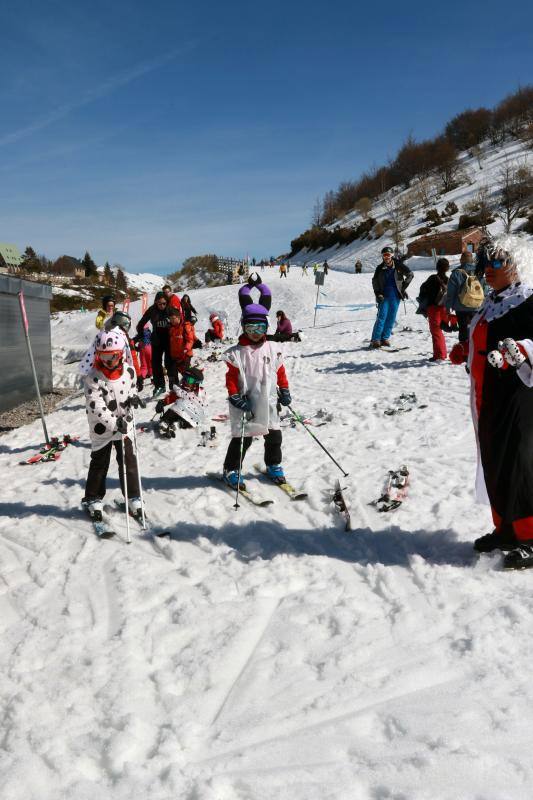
[{"xmin": 290, "ymin": 86, "xmax": 533, "ymax": 264}]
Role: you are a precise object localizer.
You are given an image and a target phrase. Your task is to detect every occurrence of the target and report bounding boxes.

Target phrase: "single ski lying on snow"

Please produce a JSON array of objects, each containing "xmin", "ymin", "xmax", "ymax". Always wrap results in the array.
[
  {"xmin": 333, "ymin": 480, "xmax": 352, "ymax": 531},
  {"xmin": 82, "ymin": 503, "xmax": 116, "ymax": 539},
  {"xmin": 21, "ymin": 434, "xmax": 77, "ymax": 465},
  {"xmin": 370, "ymin": 466, "xmax": 409, "ymax": 512},
  {"xmin": 253, "ymin": 464, "xmax": 308, "ymax": 501},
  {"xmin": 206, "ymin": 472, "xmax": 274, "ymax": 507}
]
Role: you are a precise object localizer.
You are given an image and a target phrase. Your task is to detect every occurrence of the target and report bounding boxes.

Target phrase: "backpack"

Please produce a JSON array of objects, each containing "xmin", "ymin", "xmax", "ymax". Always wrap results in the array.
[
  {"xmin": 416, "ymin": 278, "xmax": 431, "ymax": 316},
  {"xmin": 458, "ymin": 269, "xmax": 484, "ymax": 309}
]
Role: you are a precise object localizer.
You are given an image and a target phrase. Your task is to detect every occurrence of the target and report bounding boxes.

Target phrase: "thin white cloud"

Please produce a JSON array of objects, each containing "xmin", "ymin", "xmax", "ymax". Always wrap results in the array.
[{"xmin": 0, "ymin": 44, "xmax": 195, "ymax": 148}]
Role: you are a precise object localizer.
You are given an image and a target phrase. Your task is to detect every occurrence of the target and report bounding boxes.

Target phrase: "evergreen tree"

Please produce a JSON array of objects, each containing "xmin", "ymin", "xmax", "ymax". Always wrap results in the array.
[
  {"xmin": 21, "ymin": 246, "xmax": 41, "ymax": 273},
  {"xmin": 81, "ymin": 251, "xmax": 98, "ymax": 278},
  {"xmin": 115, "ymin": 267, "xmax": 128, "ymax": 292},
  {"xmin": 103, "ymin": 261, "xmax": 114, "ymax": 286}
]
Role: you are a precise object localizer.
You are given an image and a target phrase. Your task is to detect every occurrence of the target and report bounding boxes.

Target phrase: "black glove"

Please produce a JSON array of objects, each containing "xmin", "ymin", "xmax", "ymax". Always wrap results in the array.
[
  {"xmin": 116, "ymin": 417, "xmax": 128, "ymax": 434},
  {"xmin": 129, "ymin": 394, "xmax": 145, "ymax": 409},
  {"xmin": 278, "ymin": 388, "xmax": 292, "ymax": 406},
  {"xmin": 155, "ymin": 399, "xmax": 165, "ymax": 414},
  {"xmin": 229, "ymin": 394, "xmax": 252, "ymax": 412}
]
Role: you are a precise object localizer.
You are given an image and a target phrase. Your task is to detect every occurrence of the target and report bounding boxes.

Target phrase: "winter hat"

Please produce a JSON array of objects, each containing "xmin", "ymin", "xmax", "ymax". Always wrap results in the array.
[
  {"xmin": 209, "ymin": 313, "xmax": 218, "ymax": 322},
  {"xmin": 381, "ymin": 246, "xmax": 394, "ymax": 255},
  {"xmin": 95, "ymin": 329, "xmax": 127, "ymax": 353},
  {"xmin": 238, "ymin": 275, "xmax": 272, "ymax": 325},
  {"xmin": 102, "ymin": 294, "xmax": 115, "ymax": 309}
]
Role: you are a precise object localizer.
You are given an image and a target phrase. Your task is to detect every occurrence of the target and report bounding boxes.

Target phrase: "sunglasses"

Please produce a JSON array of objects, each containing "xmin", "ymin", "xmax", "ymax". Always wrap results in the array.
[
  {"xmin": 244, "ymin": 322, "xmax": 267, "ymax": 335},
  {"xmin": 97, "ymin": 350, "xmax": 123, "ymax": 366}
]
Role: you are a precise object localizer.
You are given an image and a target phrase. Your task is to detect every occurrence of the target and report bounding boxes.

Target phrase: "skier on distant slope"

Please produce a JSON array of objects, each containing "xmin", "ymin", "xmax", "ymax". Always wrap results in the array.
[
  {"xmin": 81, "ymin": 329, "xmax": 142, "ymax": 522},
  {"xmin": 221, "ymin": 274, "xmax": 292, "ymax": 489},
  {"xmin": 370, "ymin": 246, "xmax": 413, "ymax": 348},
  {"xmin": 449, "ymin": 240, "xmax": 533, "ymax": 569}
]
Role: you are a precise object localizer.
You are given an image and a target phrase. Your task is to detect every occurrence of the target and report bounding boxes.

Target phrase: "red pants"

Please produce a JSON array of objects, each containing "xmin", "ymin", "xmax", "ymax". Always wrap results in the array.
[
  {"xmin": 492, "ymin": 507, "xmax": 533, "ymax": 542},
  {"xmin": 139, "ymin": 343, "xmax": 152, "ymax": 378},
  {"xmin": 427, "ymin": 306, "xmax": 447, "ymax": 360}
]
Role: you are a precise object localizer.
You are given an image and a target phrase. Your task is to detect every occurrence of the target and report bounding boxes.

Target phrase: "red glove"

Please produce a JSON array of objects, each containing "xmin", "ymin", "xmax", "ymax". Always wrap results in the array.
[{"xmin": 449, "ymin": 342, "xmax": 469, "ymax": 365}]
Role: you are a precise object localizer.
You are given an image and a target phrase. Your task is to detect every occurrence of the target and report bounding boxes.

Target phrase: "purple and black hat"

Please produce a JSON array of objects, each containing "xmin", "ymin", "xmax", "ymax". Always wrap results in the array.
[{"xmin": 238, "ymin": 273, "xmax": 272, "ymax": 326}]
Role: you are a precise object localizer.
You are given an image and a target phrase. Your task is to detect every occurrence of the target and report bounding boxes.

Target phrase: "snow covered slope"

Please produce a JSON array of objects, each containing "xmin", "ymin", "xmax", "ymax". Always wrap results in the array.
[
  {"xmin": 291, "ymin": 137, "xmax": 533, "ymax": 271},
  {"xmin": 3, "ymin": 268, "xmax": 533, "ymax": 799}
]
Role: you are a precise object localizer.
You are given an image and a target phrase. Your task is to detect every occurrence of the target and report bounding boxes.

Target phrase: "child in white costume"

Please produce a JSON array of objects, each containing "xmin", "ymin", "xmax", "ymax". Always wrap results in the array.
[
  {"xmin": 81, "ymin": 330, "xmax": 142, "ymax": 520},
  {"xmin": 222, "ymin": 275, "xmax": 292, "ymax": 489},
  {"xmin": 155, "ymin": 367, "xmax": 208, "ymax": 437}
]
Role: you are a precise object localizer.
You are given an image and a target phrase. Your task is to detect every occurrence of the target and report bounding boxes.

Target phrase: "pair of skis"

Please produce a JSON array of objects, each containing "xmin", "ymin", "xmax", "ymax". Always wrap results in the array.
[
  {"xmin": 21, "ymin": 435, "xmax": 77, "ymax": 465},
  {"xmin": 83, "ymin": 499, "xmax": 171, "ymax": 541},
  {"xmin": 207, "ymin": 465, "xmax": 308, "ymax": 507}
]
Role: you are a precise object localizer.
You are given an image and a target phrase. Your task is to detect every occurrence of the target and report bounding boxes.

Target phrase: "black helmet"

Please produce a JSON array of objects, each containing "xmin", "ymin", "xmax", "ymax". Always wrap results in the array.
[
  {"xmin": 182, "ymin": 366, "xmax": 204, "ymax": 384},
  {"xmin": 381, "ymin": 246, "xmax": 394, "ymax": 255},
  {"xmin": 109, "ymin": 310, "xmax": 132, "ymax": 332}
]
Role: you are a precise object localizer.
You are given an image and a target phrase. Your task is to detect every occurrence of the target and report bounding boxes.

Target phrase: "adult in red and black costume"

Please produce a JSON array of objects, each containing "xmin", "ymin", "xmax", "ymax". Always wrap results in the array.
[{"xmin": 450, "ymin": 242, "xmax": 533, "ymax": 569}]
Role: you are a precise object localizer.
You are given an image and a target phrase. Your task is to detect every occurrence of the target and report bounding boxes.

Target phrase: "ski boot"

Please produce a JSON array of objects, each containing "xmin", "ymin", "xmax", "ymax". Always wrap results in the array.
[
  {"xmin": 158, "ymin": 421, "xmax": 176, "ymax": 438},
  {"xmin": 128, "ymin": 496, "xmax": 144, "ymax": 521},
  {"xmin": 473, "ymin": 529, "xmax": 516, "ymax": 553},
  {"xmin": 503, "ymin": 545, "xmax": 533, "ymax": 570},
  {"xmin": 223, "ymin": 469, "xmax": 246, "ymax": 490},
  {"xmin": 84, "ymin": 499, "xmax": 103, "ymax": 522},
  {"xmin": 152, "ymin": 387, "xmax": 165, "ymax": 399},
  {"xmin": 266, "ymin": 463, "xmax": 286, "ymax": 485}
]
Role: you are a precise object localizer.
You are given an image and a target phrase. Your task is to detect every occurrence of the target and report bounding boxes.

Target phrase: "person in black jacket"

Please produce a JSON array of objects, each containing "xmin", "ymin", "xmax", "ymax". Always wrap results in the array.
[
  {"xmin": 370, "ymin": 247, "xmax": 413, "ymax": 347},
  {"xmin": 180, "ymin": 294, "xmax": 198, "ymax": 324},
  {"xmin": 136, "ymin": 291, "xmax": 170, "ymax": 396},
  {"xmin": 418, "ymin": 258, "xmax": 450, "ymax": 361}
]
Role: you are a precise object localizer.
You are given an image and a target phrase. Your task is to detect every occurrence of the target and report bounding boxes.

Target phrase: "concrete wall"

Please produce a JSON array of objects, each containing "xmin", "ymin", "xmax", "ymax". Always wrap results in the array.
[{"xmin": 0, "ymin": 276, "xmax": 52, "ymax": 413}]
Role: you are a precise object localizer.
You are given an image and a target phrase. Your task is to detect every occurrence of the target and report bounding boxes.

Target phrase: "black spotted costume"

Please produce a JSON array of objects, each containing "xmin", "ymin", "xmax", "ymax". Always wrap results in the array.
[{"xmin": 82, "ymin": 331, "xmax": 140, "ymax": 503}]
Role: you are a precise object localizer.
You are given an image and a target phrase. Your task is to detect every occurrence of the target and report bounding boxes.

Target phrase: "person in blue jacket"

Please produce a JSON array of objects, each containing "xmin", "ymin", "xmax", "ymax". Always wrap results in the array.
[
  {"xmin": 446, "ymin": 251, "xmax": 487, "ymax": 343},
  {"xmin": 370, "ymin": 247, "xmax": 413, "ymax": 348}
]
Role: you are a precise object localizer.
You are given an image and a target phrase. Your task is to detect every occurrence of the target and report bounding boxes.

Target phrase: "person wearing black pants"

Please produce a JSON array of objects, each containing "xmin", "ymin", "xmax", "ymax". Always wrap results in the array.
[
  {"xmin": 223, "ymin": 429, "xmax": 282, "ymax": 472},
  {"xmin": 136, "ymin": 292, "xmax": 170, "ymax": 396},
  {"xmin": 85, "ymin": 438, "xmax": 140, "ymax": 500}
]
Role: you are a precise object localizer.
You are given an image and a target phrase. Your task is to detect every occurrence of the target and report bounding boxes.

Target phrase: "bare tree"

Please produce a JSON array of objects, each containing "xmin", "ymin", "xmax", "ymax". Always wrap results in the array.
[
  {"xmin": 495, "ymin": 159, "xmax": 533, "ymax": 233},
  {"xmin": 383, "ymin": 190, "xmax": 414, "ymax": 249},
  {"xmin": 311, "ymin": 196, "xmax": 323, "ymax": 227},
  {"xmin": 412, "ymin": 174, "xmax": 439, "ymax": 209}
]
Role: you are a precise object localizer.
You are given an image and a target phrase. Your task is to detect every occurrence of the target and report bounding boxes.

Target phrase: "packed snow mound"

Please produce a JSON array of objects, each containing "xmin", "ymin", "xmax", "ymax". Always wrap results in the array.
[{"xmin": 4, "ymin": 267, "xmax": 533, "ymax": 799}]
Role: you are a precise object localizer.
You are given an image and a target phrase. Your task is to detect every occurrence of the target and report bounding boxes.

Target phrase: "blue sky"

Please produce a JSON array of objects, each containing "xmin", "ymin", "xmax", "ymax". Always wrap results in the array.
[{"xmin": 1, "ymin": 0, "xmax": 532, "ymax": 275}]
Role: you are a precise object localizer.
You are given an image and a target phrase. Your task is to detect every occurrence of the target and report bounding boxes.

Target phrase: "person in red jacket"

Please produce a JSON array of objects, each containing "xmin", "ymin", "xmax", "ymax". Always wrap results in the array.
[
  {"xmin": 205, "ymin": 313, "xmax": 224, "ymax": 343},
  {"xmin": 167, "ymin": 306, "xmax": 194, "ymax": 382},
  {"xmin": 163, "ymin": 284, "xmax": 182, "ymax": 311}
]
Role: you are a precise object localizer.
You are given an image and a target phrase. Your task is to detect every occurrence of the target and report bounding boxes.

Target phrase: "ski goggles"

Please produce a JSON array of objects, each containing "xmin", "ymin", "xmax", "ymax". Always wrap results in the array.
[
  {"xmin": 243, "ymin": 321, "xmax": 267, "ymax": 335},
  {"xmin": 488, "ymin": 259, "xmax": 506, "ymax": 269},
  {"xmin": 97, "ymin": 350, "xmax": 124, "ymax": 367},
  {"xmin": 182, "ymin": 374, "xmax": 201, "ymax": 386}
]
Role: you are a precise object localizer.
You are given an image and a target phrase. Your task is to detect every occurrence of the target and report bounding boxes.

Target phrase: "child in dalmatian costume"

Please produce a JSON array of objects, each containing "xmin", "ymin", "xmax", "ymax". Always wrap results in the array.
[{"xmin": 81, "ymin": 330, "xmax": 142, "ymax": 520}]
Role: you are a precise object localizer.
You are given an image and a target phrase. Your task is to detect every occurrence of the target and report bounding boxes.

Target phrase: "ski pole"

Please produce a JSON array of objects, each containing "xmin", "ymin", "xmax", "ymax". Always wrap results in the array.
[
  {"xmin": 121, "ymin": 433, "xmax": 132, "ymax": 544},
  {"xmin": 234, "ymin": 412, "xmax": 246, "ymax": 510},
  {"xmin": 288, "ymin": 405, "xmax": 349, "ymax": 477},
  {"xmin": 130, "ymin": 408, "xmax": 146, "ymax": 530}
]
